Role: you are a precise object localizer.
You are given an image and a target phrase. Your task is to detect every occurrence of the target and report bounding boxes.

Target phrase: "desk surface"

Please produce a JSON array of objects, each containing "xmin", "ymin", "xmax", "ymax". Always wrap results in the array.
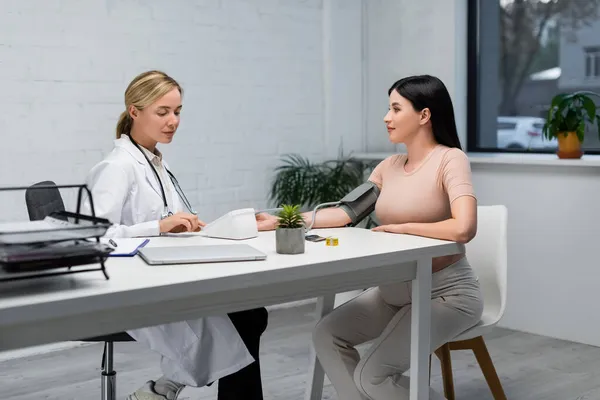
[{"xmin": 0, "ymin": 228, "xmax": 461, "ymax": 350}]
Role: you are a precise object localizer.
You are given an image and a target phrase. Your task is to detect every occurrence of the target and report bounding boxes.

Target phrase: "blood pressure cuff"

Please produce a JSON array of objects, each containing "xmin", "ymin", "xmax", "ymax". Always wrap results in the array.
[{"xmin": 338, "ymin": 181, "xmax": 380, "ymax": 226}]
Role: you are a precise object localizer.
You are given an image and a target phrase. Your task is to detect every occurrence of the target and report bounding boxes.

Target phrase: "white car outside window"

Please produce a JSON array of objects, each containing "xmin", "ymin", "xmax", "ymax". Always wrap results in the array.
[{"xmin": 497, "ymin": 116, "xmax": 558, "ymax": 150}]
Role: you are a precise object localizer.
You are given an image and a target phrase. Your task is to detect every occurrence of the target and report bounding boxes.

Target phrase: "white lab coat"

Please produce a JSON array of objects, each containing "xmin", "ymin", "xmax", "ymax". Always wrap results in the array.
[{"xmin": 83, "ymin": 135, "xmax": 254, "ymax": 386}]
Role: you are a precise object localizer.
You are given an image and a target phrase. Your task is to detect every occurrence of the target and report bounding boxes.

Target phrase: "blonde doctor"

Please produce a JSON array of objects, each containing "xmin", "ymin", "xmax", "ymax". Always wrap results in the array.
[{"xmin": 84, "ymin": 70, "xmax": 268, "ymax": 400}]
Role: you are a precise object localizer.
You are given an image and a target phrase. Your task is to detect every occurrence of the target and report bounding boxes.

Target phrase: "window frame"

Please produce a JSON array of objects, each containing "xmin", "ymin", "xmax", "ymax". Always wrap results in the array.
[
  {"xmin": 584, "ymin": 46, "xmax": 600, "ymax": 78},
  {"xmin": 466, "ymin": 0, "xmax": 600, "ymax": 154}
]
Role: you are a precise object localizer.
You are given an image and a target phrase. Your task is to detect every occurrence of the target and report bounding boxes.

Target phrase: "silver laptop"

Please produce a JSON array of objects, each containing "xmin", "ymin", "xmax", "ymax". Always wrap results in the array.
[{"xmin": 138, "ymin": 244, "xmax": 267, "ymax": 265}]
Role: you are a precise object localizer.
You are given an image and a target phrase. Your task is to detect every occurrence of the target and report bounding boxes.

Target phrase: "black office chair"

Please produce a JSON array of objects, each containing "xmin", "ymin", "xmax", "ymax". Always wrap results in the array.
[
  {"xmin": 25, "ymin": 181, "xmax": 134, "ymax": 400},
  {"xmin": 25, "ymin": 180, "xmax": 68, "ymax": 221}
]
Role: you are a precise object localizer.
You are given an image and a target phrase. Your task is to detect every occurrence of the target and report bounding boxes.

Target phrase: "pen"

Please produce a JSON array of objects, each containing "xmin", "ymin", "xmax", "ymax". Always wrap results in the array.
[{"xmin": 109, "ymin": 239, "xmax": 118, "ymax": 248}]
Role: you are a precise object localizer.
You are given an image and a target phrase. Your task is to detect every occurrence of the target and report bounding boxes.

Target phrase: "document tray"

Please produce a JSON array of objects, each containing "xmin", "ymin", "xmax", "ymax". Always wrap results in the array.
[
  {"xmin": 0, "ymin": 241, "xmax": 113, "ymax": 274},
  {"xmin": 0, "ymin": 211, "xmax": 111, "ymax": 245}
]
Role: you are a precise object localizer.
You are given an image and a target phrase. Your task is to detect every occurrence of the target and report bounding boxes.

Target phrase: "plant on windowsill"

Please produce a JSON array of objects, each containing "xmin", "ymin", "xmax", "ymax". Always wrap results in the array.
[
  {"xmin": 275, "ymin": 204, "xmax": 305, "ymax": 255},
  {"xmin": 542, "ymin": 91, "xmax": 600, "ymax": 159}
]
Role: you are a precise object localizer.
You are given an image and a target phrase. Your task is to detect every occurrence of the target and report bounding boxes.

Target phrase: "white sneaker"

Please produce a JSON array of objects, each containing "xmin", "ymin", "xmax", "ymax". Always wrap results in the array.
[
  {"xmin": 127, "ymin": 381, "xmax": 166, "ymax": 400},
  {"xmin": 127, "ymin": 379, "xmax": 186, "ymax": 400}
]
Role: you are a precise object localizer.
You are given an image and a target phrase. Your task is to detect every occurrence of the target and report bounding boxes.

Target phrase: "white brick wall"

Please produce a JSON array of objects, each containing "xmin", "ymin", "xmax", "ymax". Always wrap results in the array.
[
  {"xmin": 0, "ymin": 0, "xmax": 326, "ymax": 222},
  {"xmin": 364, "ymin": 0, "xmax": 467, "ymax": 151}
]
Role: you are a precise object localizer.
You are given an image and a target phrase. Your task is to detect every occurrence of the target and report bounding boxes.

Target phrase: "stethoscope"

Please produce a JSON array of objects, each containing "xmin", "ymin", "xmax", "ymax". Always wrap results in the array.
[{"xmin": 128, "ymin": 135, "xmax": 198, "ymax": 219}]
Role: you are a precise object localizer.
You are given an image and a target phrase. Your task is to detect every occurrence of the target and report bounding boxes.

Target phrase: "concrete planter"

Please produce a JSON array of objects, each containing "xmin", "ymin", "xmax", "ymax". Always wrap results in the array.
[{"xmin": 276, "ymin": 227, "xmax": 305, "ymax": 254}]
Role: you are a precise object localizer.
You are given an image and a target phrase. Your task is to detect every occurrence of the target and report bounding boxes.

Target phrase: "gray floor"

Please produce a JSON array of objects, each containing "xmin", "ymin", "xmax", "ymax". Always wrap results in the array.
[{"xmin": 1, "ymin": 303, "xmax": 600, "ymax": 400}]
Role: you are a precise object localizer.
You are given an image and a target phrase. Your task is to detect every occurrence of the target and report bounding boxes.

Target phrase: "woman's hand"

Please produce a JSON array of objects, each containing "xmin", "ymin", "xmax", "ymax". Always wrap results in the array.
[
  {"xmin": 371, "ymin": 224, "xmax": 407, "ymax": 234},
  {"xmin": 256, "ymin": 213, "xmax": 279, "ymax": 231},
  {"xmin": 159, "ymin": 212, "xmax": 206, "ymax": 233}
]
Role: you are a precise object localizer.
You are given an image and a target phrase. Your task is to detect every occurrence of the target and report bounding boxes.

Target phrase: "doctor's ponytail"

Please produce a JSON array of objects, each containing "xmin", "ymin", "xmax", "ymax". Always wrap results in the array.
[
  {"xmin": 115, "ymin": 70, "xmax": 183, "ymax": 139},
  {"xmin": 116, "ymin": 111, "xmax": 132, "ymax": 139}
]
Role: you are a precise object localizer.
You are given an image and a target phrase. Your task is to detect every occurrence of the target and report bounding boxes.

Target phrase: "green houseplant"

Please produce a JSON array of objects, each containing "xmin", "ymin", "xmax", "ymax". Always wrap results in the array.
[
  {"xmin": 269, "ymin": 153, "xmax": 377, "ymax": 227},
  {"xmin": 269, "ymin": 154, "xmax": 371, "ymax": 209},
  {"xmin": 542, "ymin": 91, "xmax": 600, "ymax": 159},
  {"xmin": 275, "ymin": 204, "xmax": 305, "ymax": 254}
]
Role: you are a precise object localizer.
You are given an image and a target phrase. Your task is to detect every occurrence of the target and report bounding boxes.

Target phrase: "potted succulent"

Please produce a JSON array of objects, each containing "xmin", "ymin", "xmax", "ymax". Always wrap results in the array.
[
  {"xmin": 275, "ymin": 204, "xmax": 305, "ymax": 255},
  {"xmin": 542, "ymin": 91, "xmax": 600, "ymax": 159}
]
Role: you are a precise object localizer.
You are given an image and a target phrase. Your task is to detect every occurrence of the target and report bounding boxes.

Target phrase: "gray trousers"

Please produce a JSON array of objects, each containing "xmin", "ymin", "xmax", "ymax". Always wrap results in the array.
[{"xmin": 312, "ymin": 257, "xmax": 484, "ymax": 400}]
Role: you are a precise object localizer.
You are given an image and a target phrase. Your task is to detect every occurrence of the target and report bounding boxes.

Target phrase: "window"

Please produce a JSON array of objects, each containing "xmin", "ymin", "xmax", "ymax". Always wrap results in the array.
[
  {"xmin": 467, "ymin": 0, "xmax": 600, "ymax": 153},
  {"xmin": 497, "ymin": 122, "xmax": 517, "ymax": 130},
  {"xmin": 532, "ymin": 122, "xmax": 545, "ymax": 130},
  {"xmin": 584, "ymin": 46, "xmax": 600, "ymax": 78}
]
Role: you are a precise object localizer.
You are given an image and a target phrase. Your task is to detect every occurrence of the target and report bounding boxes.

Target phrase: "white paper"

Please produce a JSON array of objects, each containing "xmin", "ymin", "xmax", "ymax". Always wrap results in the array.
[{"xmin": 0, "ymin": 219, "xmax": 70, "ymax": 233}]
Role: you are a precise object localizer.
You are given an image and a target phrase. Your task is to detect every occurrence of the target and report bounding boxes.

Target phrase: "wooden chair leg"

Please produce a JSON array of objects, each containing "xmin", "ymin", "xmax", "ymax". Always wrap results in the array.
[
  {"xmin": 435, "ymin": 343, "xmax": 456, "ymax": 400},
  {"xmin": 470, "ymin": 336, "xmax": 507, "ymax": 400}
]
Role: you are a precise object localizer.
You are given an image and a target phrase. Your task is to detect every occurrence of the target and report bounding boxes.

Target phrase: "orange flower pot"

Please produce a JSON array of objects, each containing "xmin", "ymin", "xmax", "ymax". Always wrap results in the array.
[{"xmin": 556, "ymin": 132, "xmax": 583, "ymax": 159}]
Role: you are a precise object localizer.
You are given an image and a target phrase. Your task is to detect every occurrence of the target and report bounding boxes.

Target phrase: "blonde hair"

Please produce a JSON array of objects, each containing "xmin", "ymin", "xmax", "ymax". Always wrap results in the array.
[{"xmin": 116, "ymin": 70, "xmax": 183, "ymax": 139}]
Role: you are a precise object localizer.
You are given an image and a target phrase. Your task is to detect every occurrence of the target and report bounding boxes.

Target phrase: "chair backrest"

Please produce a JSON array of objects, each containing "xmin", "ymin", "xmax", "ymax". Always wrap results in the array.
[
  {"xmin": 465, "ymin": 205, "xmax": 508, "ymax": 325},
  {"xmin": 25, "ymin": 181, "xmax": 66, "ymax": 221}
]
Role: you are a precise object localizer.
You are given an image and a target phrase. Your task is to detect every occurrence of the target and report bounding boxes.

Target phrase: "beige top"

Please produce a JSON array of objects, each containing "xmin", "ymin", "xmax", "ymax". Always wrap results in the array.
[{"xmin": 368, "ymin": 145, "xmax": 476, "ymax": 270}]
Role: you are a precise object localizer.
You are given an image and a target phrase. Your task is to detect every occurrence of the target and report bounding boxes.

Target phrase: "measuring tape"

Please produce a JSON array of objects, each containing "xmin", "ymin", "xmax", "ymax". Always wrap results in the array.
[{"xmin": 325, "ymin": 237, "xmax": 339, "ymax": 246}]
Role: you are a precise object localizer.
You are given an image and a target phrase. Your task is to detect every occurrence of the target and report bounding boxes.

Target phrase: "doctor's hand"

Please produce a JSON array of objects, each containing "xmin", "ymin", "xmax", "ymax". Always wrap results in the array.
[
  {"xmin": 256, "ymin": 213, "xmax": 279, "ymax": 231},
  {"xmin": 159, "ymin": 213, "xmax": 206, "ymax": 233}
]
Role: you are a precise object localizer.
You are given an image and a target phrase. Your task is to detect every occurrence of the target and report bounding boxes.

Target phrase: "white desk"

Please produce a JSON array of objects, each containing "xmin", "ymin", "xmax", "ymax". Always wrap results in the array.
[{"xmin": 0, "ymin": 227, "xmax": 461, "ymax": 400}]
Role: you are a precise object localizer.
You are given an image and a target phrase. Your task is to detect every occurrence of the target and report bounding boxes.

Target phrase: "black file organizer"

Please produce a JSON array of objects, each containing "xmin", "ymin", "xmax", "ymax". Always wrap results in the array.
[{"xmin": 0, "ymin": 184, "xmax": 113, "ymax": 282}]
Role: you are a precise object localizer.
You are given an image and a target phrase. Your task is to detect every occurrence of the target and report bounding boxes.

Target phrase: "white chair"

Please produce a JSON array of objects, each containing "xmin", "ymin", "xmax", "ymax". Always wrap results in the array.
[{"xmin": 432, "ymin": 205, "xmax": 508, "ymax": 400}]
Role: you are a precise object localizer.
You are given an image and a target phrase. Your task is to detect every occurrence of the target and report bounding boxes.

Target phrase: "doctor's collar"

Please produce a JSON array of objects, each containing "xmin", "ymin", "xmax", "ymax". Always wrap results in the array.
[
  {"xmin": 139, "ymin": 144, "xmax": 163, "ymax": 163},
  {"xmin": 119, "ymin": 134, "xmax": 163, "ymax": 162}
]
